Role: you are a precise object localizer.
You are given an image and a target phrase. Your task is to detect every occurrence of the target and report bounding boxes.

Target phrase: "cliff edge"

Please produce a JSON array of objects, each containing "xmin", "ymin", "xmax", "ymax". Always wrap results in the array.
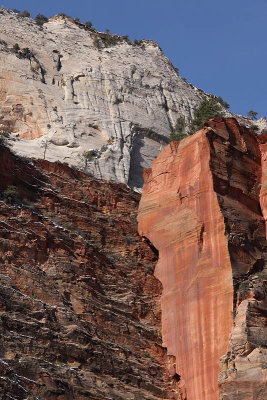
[
  {"xmin": 1, "ymin": 9, "xmax": 266, "ymax": 190},
  {"xmin": 0, "ymin": 9, "xmax": 204, "ymax": 190},
  {"xmin": 138, "ymin": 117, "xmax": 267, "ymax": 399}
]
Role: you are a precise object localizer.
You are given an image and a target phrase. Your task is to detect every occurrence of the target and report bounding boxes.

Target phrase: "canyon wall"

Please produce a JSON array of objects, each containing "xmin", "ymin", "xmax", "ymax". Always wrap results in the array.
[
  {"xmin": 138, "ymin": 118, "xmax": 267, "ymax": 399},
  {"xmin": 1, "ymin": 9, "xmax": 266, "ymax": 190},
  {"xmin": 0, "ymin": 145, "xmax": 183, "ymax": 399},
  {"xmin": 0, "ymin": 9, "xmax": 205, "ymax": 190}
]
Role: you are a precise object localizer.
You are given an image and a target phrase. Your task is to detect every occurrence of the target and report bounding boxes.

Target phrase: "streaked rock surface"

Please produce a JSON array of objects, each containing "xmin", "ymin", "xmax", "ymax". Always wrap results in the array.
[
  {"xmin": 1, "ymin": 9, "xmax": 265, "ymax": 190},
  {"xmin": 0, "ymin": 9, "xmax": 204, "ymax": 190},
  {"xmin": 138, "ymin": 118, "xmax": 267, "ymax": 399}
]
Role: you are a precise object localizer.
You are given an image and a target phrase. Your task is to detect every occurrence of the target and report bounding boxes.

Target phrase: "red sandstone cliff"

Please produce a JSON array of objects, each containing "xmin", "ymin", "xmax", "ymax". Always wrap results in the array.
[
  {"xmin": 138, "ymin": 118, "xmax": 267, "ymax": 400},
  {"xmin": 0, "ymin": 145, "xmax": 180, "ymax": 399},
  {"xmin": 0, "ymin": 117, "xmax": 266, "ymax": 399}
]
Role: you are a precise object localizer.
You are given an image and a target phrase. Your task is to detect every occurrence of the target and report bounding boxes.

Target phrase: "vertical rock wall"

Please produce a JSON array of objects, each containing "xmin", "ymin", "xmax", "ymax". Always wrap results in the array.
[
  {"xmin": 138, "ymin": 118, "xmax": 267, "ymax": 399},
  {"xmin": 1, "ymin": 9, "xmax": 265, "ymax": 190},
  {"xmin": 207, "ymin": 119, "xmax": 266, "ymax": 400},
  {"xmin": 0, "ymin": 9, "xmax": 205, "ymax": 190}
]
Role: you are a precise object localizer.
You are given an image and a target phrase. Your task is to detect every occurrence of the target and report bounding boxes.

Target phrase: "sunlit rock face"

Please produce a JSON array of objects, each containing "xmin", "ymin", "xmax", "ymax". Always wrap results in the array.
[
  {"xmin": 0, "ymin": 9, "xmax": 206, "ymax": 190},
  {"xmin": 1, "ymin": 10, "xmax": 266, "ymax": 190},
  {"xmin": 138, "ymin": 118, "xmax": 267, "ymax": 400}
]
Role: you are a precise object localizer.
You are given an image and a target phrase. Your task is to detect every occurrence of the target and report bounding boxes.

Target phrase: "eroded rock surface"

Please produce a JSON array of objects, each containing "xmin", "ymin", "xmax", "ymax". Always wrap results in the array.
[
  {"xmin": 0, "ymin": 9, "xmax": 205, "ymax": 190},
  {"xmin": 0, "ymin": 145, "xmax": 183, "ymax": 399},
  {"xmin": 138, "ymin": 118, "xmax": 267, "ymax": 399},
  {"xmin": 1, "ymin": 9, "xmax": 265, "ymax": 191}
]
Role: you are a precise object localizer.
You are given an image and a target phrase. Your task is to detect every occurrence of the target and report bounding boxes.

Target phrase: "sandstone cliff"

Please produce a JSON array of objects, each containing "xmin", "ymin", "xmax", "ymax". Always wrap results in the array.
[
  {"xmin": 0, "ymin": 145, "xmax": 183, "ymax": 399},
  {"xmin": 138, "ymin": 118, "xmax": 267, "ymax": 400},
  {"xmin": 1, "ymin": 9, "xmax": 266, "ymax": 191},
  {"xmin": 0, "ymin": 119, "xmax": 266, "ymax": 399},
  {"xmin": 0, "ymin": 8, "xmax": 204, "ymax": 190},
  {"xmin": 1, "ymin": 7, "xmax": 267, "ymax": 399}
]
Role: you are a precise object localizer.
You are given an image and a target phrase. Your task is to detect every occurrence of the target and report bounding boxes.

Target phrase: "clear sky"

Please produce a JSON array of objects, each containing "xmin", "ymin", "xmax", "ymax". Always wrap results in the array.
[{"xmin": 2, "ymin": 0, "xmax": 266, "ymax": 118}]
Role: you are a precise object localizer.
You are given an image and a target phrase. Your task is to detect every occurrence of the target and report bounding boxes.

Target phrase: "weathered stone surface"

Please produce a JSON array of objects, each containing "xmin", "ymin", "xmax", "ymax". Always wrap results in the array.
[
  {"xmin": 1, "ymin": 9, "xmax": 266, "ymax": 190},
  {"xmin": 259, "ymin": 132, "xmax": 267, "ymax": 236},
  {"xmin": 0, "ymin": 9, "xmax": 205, "ymax": 190},
  {"xmin": 138, "ymin": 118, "xmax": 267, "ymax": 399},
  {"xmin": 0, "ymin": 145, "xmax": 183, "ymax": 399}
]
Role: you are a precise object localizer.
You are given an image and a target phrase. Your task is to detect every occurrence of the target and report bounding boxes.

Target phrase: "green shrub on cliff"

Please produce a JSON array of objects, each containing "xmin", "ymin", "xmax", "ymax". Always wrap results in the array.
[
  {"xmin": 103, "ymin": 35, "xmax": 121, "ymax": 47},
  {"xmin": 93, "ymin": 38, "xmax": 101, "ymax": 49},
  {"xmin": 133, "ymin": 39, "xmax": 142, "ymax": 46},
  {"xmin": 247, "ymin": 110, "xmax": 258, "ymax": 120},
  {"xmin": 81, "ymin": 150, "xmax": 97, "ymax": 167},
  {"xmin": 19, "ymin": 10, "xmax": 30, "ymax": 18},
  {"xmin": 85, "ymin": 21, "xmax": 92, "ymax": 29},
  {"xmin": 12, "ymin": 43, "xmax": 20, "ymax": 53},
  {"xmin": 189, "ymin": 97, "xmax": 223, "ymax": 134},
  {"xmin": 2, "ymin": 185, "xmax": 19, "ymax": 203},
  {"xmin": 35, "ymin": 14, "xmax": 48, "ymax": 27},
  {"xmin": 213, "ymin": 95, "xmax": 230, "ymax": 109},
  {"xmin": 169, "ymin": 116, "xmax": 187, "ymax": 142},
  {"xmin": 21, "ymin": 47, "xmax": 31, "ymax": 59}
]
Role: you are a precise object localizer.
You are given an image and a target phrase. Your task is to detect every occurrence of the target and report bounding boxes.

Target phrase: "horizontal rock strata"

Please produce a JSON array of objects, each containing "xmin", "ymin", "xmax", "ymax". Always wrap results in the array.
[
  {"xmin": 0, "ymin": 145, "xmax": 182, "ymax": 399},
  {"xmin": 138, "ymin": 118, "xmax": 267, "ymax": 399}
]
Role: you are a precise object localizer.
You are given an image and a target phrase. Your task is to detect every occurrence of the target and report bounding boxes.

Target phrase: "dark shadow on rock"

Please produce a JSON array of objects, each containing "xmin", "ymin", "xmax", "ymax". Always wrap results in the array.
[{"xmin": 128, "ymin": 133, "xmax": 146, "ymax": 189}]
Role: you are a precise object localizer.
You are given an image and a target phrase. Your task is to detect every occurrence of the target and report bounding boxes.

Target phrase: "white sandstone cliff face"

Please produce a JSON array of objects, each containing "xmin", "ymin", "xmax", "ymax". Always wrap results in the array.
[
  {"xmin": 0, "ymin": 10, "xmax": 205, "ymax": 189},
  {"xmin": 0, "ymin": 10, "xmax": 266, "ymax": 189}
]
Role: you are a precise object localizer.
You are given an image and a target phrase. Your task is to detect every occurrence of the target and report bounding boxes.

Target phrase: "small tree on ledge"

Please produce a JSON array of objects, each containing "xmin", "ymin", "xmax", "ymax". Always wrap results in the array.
[
  {"xmin": 189, "ymin": 97, "xmax": 223, "ymax": 134},
  {"xmin": 85, "ymin": 21, "xmax": 92, "ymax": 29},
  {"xmin": 19, "ymin": 10, "xmax": 30, "ymax": 18},
  {"xmin": 247, "ymin": 110, "xmax": 258, "ymax": 120},
  {"xmin": 169, "ymin": 116, "xmax": 187, "ymax": 142},
  {"xmin": 35, "ymin": 14, "xmax": 48, "ymax": 27}
]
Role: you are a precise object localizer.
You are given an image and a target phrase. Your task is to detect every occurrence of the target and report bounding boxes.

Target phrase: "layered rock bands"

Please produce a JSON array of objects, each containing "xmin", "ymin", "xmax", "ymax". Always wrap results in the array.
[
  {"xmin": 0, "ymin": 145, "xmax": 181, "ymax": 399},
  {"xmin": 138, "ymin": 118, "xmax": 267, "ymax": 400}
]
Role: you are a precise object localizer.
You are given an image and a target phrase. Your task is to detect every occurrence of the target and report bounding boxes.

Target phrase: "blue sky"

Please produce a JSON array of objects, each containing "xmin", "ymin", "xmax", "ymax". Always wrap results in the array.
[{"xmin": 2, "ymin": 0, "xmax": 266, "ymax": 117}]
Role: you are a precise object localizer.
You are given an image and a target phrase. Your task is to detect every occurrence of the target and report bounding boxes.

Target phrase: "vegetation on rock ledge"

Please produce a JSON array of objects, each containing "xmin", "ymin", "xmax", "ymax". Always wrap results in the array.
[
  {"xmin": 189, "ymin": 97, "xmax": 224, "ymax": 134},
  {"xmin": 169, "ymin": 96, "xmax": 226, "ymax": 142},
  {"xmin": 169, "ymin": 116, "xmax": 187, "ymax": 142}
]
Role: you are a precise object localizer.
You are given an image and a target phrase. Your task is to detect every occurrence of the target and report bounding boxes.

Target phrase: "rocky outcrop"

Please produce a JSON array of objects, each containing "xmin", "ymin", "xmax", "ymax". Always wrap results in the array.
[
  {"xmin": 0, "ymin": 9, "xmax": 205, "ymax": 190},
  {"xmin": 0, "ymin": 145, "xmax": 183, "ymax": 399},
  {"xmin": 138, "ymin": 118, "xmax": 267, "ymax": 399},
  {"xmin": 1, "ymin": 10, "xmax": 265, "ymax": 191}
]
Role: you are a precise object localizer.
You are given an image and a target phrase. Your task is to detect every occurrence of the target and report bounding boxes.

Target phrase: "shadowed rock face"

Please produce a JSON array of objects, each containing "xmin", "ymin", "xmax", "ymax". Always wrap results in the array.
[
  {"xmin": 138, "ymin": 118, "xmax": 267, "ymax": 400},
  {"xmin": 0, "ymin": 146, "xmax": 183, "ymax": 399}
]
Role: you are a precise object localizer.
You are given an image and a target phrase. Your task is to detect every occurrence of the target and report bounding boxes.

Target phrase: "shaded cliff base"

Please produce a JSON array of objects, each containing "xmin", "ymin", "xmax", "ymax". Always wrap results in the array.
[
  {"xmin": 0, "ymin": 145, "xmax": 182, "ymax": 399},
  {"xmin": 138, "ymin": 118, "xmax": 267, "ymax": 400}
]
